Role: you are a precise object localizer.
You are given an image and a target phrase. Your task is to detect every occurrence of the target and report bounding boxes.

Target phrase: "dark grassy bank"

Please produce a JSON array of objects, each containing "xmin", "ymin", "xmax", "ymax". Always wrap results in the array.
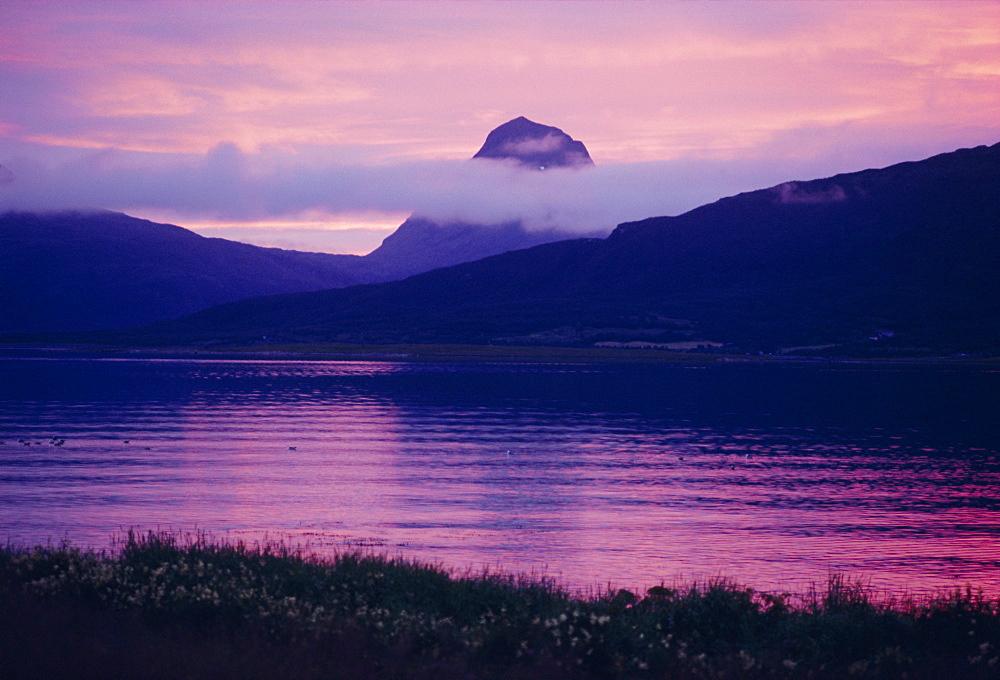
[{"xmin": 2, "ymin": 532, "xmax": 998, "ymax": 679}]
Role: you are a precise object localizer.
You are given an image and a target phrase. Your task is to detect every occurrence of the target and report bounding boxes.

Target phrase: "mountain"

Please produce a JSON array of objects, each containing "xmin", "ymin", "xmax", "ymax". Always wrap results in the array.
[
  {"xmin": 0, "ymin": 117, "xmax": 601, "ymax": 332},
  {"xmin": 360, "ymin": 117, "xmax": 601, "ymax": 279},
  {"xmin": 361, "ymin": 217, "xmax": 598, "ymax": 282},
  {"xmin": 472, "ymin": 116, "xmax": 594, "ymax": 169},
  {"xmin": 0, "ymin": 210, "xmax": 367, "ymax": 333},
  {"xmin": 118, "ymin": 141, "xmax": 1000, "ymax": 355}
]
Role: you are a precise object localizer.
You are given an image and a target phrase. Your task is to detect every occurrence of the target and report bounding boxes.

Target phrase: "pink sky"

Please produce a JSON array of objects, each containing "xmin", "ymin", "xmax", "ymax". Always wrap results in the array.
[{"xmin": 1, "ymin": 1, "xmax": 998, "ymax": 253}]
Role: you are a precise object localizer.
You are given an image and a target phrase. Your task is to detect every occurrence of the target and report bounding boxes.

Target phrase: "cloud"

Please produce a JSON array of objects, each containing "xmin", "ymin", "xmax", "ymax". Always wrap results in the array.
[
  {"xmin": 0, "ymin": 138, "xmax": 887, "ymax": 238},
  {"xmin": 499, "ymin": 134, "xmax": 565, "ymax": 156},
  {"xmin": 1, "ymin": 2, "xmax": 996, "ymax": 254},
  {"xmin": 3, "ymin": 1, "xmax": 996, "ymax": 163}
]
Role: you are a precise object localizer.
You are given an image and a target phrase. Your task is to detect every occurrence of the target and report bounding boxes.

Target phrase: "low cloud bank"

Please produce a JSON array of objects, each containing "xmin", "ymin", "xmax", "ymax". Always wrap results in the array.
[{"xmin": 0, "ymin": 141, "xmax": 868, "ymax": 235}]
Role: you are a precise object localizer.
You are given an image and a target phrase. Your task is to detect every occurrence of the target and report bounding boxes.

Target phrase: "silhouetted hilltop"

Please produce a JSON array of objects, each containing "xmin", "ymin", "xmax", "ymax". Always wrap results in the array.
[
  {"xmin": 472, "ymin": 116, "xmax": 594, "ymax": 169},
  {"xmin": 0, "ymin": 211, "xmax": 365, "ymax": 332}
]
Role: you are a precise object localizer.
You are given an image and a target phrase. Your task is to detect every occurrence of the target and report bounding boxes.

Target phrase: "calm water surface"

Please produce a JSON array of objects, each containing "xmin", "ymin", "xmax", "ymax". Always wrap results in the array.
[{"xmin": 2, "ymin": 354, "xmax": 998, "ymax": 595}]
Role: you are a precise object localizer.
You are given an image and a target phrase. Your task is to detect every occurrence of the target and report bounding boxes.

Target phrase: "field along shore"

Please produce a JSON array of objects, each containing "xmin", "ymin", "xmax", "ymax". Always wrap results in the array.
[{"xmin": 2, "ymin": 532, "xmax": 998, "ymax": 679}]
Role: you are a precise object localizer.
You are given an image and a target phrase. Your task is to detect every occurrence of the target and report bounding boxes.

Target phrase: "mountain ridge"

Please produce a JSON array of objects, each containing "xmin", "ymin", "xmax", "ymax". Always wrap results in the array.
[
  {"xmin": 0, "ymin": 209, "xmax": 370, "ymax": 332},
  {"xmin": 98, "ymin": 141, "xmax": 1000, "ymax": 355}
]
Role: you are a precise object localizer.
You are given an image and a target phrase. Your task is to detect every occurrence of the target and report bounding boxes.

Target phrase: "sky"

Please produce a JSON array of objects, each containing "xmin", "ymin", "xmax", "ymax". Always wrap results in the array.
[{"xmin": 1, "ymin": 1, "xmax": 998, "ymax": 254}]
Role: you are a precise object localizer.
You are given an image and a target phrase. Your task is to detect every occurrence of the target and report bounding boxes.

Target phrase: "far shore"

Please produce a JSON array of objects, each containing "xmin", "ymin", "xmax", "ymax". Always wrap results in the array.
[{"xmin": 0, "ymin": 342, "xmax": 996, "ymax": 366}]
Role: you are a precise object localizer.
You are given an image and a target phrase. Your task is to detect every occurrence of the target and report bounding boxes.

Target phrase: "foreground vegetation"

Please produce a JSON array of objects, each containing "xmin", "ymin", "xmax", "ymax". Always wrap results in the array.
[{"xmin": 2, "ymin": 533, "xmax": 998, "ymax": 679}]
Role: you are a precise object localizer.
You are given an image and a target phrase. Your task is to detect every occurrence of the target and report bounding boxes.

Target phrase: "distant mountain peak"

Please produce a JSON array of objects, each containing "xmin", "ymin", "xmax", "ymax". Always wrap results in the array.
[
  {"xmin": 472, "ymin": 116, "xmax": 594, "ymax": 169},
  {"xmin": 364, "ymin": 117, "xmax": 601, "ymax": 274}
]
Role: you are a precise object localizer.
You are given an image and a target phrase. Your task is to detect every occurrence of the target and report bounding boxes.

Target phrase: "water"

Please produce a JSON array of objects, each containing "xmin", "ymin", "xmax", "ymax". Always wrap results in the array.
[{"xmin": 2, "ymin": 354, "xmax": 999, "ymax": 595}]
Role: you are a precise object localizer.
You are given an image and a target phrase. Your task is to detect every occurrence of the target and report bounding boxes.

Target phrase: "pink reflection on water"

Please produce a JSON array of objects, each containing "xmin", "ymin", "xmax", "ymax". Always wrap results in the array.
[{"xmin": 2, "ymin": 358, "xmax": 999, "ymax": 598}]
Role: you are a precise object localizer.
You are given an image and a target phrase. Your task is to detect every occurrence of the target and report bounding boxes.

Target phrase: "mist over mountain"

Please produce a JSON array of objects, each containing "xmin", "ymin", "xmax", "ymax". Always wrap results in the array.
[
  {"xmin": 116, "ymin": 141, "xmax": 1000, "ymax": 355},
  {"xmin": 472, "ymin": 116, "xmax": 594, "ymax": 170},
  {"xmin": 0, "ymin": 118, "xmax": 606, "ymax": 331},
  {"xmin": 362, "ymin": 117, "xmax": 603, "ymax": 279}
]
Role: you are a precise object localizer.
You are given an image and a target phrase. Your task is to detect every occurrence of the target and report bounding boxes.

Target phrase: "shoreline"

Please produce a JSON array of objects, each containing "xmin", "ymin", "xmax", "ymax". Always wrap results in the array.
[{"xmin": 1, "ymin": 342, "xmax": 996, "ymax": 367}]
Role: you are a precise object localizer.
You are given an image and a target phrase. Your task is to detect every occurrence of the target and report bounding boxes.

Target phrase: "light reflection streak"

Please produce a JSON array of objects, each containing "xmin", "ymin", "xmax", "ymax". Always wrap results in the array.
[{"xmin": 0, "ymin": 357, "xmax": 998, "ymax": 596}]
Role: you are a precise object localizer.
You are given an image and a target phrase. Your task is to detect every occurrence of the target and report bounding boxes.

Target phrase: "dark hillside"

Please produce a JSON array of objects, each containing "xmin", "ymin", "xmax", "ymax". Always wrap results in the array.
[
  {"xmin": 48, "ymin": 142, "xmax": 1000, "ymax": 354},
  {"xmin": 0, "ymin": 211, "xmax": 365, "ymax": 332}
]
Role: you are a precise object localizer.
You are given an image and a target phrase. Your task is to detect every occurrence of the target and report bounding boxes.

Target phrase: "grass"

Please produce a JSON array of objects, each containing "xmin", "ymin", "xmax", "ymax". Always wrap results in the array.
[{"xmin": 2, "ymin": 532, "xmax": 998, "ymax": 679}]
